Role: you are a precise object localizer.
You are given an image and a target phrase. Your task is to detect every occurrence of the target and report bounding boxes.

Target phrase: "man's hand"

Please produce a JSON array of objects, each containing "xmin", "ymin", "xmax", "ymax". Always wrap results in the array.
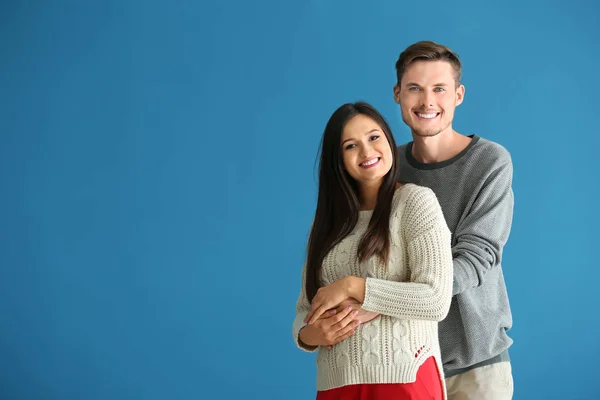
[{"xmin": 299, "ymin": 306, "xmax": 361, "ymax": 349}]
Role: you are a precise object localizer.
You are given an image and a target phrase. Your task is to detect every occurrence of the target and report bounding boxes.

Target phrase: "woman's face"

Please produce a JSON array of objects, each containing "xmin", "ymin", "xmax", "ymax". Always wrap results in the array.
[{"xmin": 340, "ymin": 114, "xmax": 393, "ymax": 186}]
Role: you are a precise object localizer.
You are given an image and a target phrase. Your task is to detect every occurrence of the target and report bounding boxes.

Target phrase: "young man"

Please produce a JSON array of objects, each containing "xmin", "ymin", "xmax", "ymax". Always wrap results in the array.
[{"xmin": 393, "ymin": 40, "xmax": 515, "ymax": 399}]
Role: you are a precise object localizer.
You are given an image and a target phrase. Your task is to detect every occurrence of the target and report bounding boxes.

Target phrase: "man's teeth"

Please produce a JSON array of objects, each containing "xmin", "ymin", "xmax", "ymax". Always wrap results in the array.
[
  {"xmin": 361, "ymin": 158, "xmax": 379, "ymax": 166},
  {"xmin": 417, "ymin": 113, "xmax": 438, "ymax": 119}
]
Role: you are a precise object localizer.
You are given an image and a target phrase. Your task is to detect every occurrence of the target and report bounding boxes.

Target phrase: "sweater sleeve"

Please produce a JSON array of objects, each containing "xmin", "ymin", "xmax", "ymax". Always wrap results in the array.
[
  {"xmin": 452, "ymin": 158, "xmax": 514, "ymax": 295},
  {"xmin": 361, "ymin": 187, "xmax": 453, "ymax": 321},
  {"xmin": 292, "ymin": 262, "xmax": 318, "ymax": 352}
]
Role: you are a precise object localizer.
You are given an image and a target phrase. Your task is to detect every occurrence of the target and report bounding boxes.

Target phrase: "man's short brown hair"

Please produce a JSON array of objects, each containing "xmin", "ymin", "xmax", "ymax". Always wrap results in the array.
[{"xmin": 395, "ymin": 40, "xmax": 462, "ymax": 85}]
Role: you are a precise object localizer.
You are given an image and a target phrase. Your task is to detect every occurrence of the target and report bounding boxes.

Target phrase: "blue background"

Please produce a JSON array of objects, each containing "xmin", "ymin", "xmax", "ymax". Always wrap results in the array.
[{"xmin": 1, "ymin": 1, "xmax": 599, "ymax": 399}]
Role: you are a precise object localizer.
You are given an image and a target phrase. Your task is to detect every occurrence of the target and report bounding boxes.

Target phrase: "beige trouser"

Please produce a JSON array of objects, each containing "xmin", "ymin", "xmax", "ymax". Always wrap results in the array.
[{"xmin": 445, "ymin": 362, "xmax": 514, "ymax": 400}]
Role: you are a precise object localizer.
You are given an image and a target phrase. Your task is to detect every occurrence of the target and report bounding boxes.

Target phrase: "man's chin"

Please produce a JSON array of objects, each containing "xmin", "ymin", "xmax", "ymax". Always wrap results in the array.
[{"xmin": 413, "ymin": 129, "xmax": 442, "ymax": 138}]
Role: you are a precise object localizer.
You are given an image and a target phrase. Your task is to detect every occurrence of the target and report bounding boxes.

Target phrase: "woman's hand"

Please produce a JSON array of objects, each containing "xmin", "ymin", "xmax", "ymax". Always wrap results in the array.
[
  {"xmin": 305, "ymin": 277, "xmax": 362, "ymax": 325},
  {"xmin": 299, "ymin": 307, "xmax": 361, "ymax": 348},
  {"xmin": 335, "ymin": 298, "xmax": 380, "ymax": 324}
]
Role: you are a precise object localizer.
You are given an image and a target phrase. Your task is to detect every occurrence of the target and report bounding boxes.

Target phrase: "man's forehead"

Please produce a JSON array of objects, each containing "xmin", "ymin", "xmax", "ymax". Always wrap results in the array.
[{"xmin": 403, "ymin": 61, "xmax": 455, "ymax": 81}]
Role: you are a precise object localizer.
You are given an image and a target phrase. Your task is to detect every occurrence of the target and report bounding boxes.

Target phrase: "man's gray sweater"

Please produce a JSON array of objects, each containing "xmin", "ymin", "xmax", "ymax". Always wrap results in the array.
[{"xmin": 397, "ymin": 135, "xmax": 514, "ymax": 377}]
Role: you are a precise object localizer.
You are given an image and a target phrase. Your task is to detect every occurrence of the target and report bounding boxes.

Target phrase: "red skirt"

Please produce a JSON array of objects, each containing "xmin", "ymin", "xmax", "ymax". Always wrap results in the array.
[{"xmin": 316, "ymin": 356, "xmax": 443, "ymax": 400}]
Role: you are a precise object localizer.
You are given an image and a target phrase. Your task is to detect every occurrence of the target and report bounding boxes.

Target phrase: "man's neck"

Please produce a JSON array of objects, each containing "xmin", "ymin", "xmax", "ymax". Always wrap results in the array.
[{"xmin": 411, "ymin": 129, "xmax": 472, "ymax": 164}]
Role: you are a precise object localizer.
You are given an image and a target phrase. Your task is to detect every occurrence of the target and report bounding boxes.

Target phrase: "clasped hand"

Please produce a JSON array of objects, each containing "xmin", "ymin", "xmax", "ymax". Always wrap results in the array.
[{"xmin": 298, "ymin": 277, "xmax": 379, "ymax": 349}]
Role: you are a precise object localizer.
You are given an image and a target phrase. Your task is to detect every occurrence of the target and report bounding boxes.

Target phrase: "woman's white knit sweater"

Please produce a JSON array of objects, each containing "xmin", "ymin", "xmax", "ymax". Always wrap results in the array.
[{"xmin": 293, "ymin": 184, "xmax": 453, "ymax": 393}]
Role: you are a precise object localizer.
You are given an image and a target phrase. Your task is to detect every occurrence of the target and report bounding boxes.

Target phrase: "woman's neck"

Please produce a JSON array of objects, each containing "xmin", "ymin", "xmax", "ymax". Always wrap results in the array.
[
  {"xmin": 358, "ymin": 181, "xmax": 381, "ymax": 210},
  {"xmin": 358, "ymin": 181, "xmax": 402, "ymax": 210}
]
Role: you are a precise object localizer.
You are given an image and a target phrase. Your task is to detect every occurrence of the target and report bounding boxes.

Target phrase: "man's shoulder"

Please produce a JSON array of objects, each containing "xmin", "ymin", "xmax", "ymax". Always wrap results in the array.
[
  {"xmin": 396, "ymin": 141, "xmax": 411, "ymax": 154},
  {"xmin": 473, "ymin": 136, "xmax": 512, "ymax": 165},
  {"xmin": 396, "ymin": 141, "xmax": 412, "ymax": 168}
]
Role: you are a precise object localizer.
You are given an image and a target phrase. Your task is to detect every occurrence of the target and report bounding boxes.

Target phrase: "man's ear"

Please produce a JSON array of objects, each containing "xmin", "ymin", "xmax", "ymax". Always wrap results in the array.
[
  {"xmin": 456, "ymin": 84, "xmax": 465, "ymax": 106},
  {"xmin": 393, "ymin": 85, "xmax": 401, "ymax": 104}
]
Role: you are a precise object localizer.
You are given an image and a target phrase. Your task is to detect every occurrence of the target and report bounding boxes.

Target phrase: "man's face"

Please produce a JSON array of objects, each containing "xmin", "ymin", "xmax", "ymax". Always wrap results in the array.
[{"xmin": 394, "ymin": 60, "xmax": 465, "ymax": 138}]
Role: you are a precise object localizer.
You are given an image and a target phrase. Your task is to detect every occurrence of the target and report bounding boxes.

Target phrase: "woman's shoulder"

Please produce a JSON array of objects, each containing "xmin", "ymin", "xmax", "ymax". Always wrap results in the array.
[
  {"xmin": 392, "ymin": 183, "xmax": 438, "ymax": 211},
  {"xmin": 392, "ymin": 183, "xmax": 448, "ymax": 239}
]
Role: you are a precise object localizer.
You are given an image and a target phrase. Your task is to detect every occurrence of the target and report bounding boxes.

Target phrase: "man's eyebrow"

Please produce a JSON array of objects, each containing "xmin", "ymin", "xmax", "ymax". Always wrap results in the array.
[{"xmin": 405, "ymin": 82, "xmax": 448, "ymax": 86}]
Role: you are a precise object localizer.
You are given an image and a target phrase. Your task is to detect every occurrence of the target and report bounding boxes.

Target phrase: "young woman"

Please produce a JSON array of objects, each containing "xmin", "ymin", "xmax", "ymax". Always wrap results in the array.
[{"xmin": 292, "ymin": 102, "xmax": 453, "ymax": 399}]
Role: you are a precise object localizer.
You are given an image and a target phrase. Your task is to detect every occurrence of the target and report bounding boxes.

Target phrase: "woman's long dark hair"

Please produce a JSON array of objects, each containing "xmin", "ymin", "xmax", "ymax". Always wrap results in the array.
[{"xmin": 305, "ymin": 102, "xmax": 399, "ymax": 302}]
